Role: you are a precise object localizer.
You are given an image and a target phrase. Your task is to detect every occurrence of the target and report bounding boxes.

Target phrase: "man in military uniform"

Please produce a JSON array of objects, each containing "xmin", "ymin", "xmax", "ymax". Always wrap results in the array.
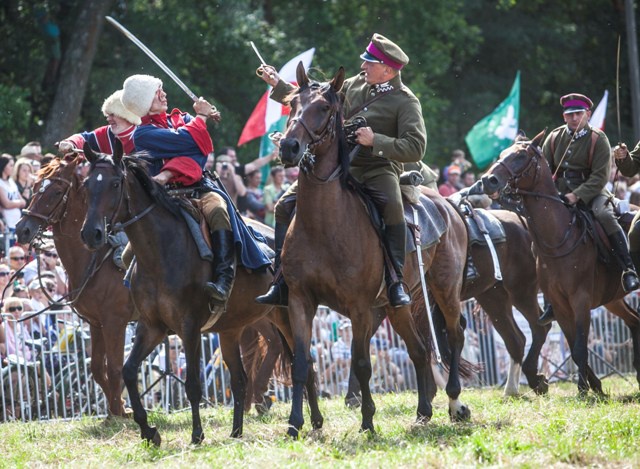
[
  {"xmin": 255, "ymin": 33, "xmax": 427, "ymax": 308},
  {"xmin": 538, "ymin": 93, "xmax": 640, "ymax": 325},
  {"xmin": 613, "ymin": 140, "xmax": 640, "ymax": 278},
  {"xmin": 120, "ymin": 74, "xmax": 236, "ymax": 304}
]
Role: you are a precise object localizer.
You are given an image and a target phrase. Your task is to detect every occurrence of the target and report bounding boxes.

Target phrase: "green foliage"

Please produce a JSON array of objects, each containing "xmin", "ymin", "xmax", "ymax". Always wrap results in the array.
[{"xmin": 0, "ymin": 84, "xmax": 32, "ymax": 154}]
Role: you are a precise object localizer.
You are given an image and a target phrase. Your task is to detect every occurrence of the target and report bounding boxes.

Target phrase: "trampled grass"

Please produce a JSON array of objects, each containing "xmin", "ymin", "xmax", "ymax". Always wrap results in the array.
[{"xmin": 2, "ymin": 377, "xmax": 640, "ymax": 467}]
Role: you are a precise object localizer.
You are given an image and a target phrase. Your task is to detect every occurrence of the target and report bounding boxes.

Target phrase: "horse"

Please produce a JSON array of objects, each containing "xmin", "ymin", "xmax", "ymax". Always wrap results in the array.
[
  {"xmin": 15, "ymin": 155, "xmax": 134, "ymax": 417},
  {"xmin": 458, "ymin": 208, "xmax": 549, "ymax": 395},
  {"xmin": 481, "ymin": 131, "xmax": 640, "ymax": 394},
  {"xmin": 78, "ymin": 145, "xmax": 320, "ymax": 445},
  {"xmin": 277, "ymin": 63, "xmax": 470, "ymax": 438}
]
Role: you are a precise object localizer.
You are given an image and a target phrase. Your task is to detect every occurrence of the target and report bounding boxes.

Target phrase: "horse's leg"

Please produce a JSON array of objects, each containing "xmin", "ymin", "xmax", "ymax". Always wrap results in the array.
[
  {"xmin": 286, "ymin": 295, "xmax": 316, "ymax": 438},
  {"xmin": 239, "ymin": 326, "xmax": 259, "ymax": 413},
  {"xmin": 605, "ymin": 300, "xmax": 640, "ymax": 390},
  {"xmin": 122, "ymin": 321, "xmax": 166, "ymax": 446},
  {"xmin": 349, "ymin": 310, "xmax": 376, "ymax": 433},
  {"xmin": 219, "ymin": 332, "xmax": 247, "ymax": 438},
  {"xmin": 476, "ymin": 290, "xmax": 525, "ymax": 397},
  {"xmin": 88, "ymin": 324, "xmax": 110, "ymax": 413},
  {"xmin": 512, "ymin": 292, "xmax": 551, "ymax": 395},
  {"xmin": 101, "ymin": 321, "xmax": 128, "ymax": 416},
  {"xmin": 181, "ymin": 319, "xmax": 205, "ymax": 444},
  {"xmin": 252, "ymin": 323, "xmax": 283, "ymax": 413},
  {"xmin": 386, "ymin": 304, "xmax": 432, "ymax": 422}
]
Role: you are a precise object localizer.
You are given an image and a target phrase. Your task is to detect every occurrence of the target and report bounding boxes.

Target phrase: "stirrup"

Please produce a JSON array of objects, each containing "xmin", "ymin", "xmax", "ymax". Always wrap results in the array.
[
  {"xmin": 622, "ymin": 269, "xmax": 640, "ymax": 293},
  {"xmin": 537, "ymin": 304, "xmax": 555, "ymax": 326}
]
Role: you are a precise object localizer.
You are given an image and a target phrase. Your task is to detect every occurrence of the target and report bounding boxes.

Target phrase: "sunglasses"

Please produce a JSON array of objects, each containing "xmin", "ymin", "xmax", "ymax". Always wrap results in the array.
[
  {"xmin": 43, "ymin": 252, "xmax": 58, "ymax": 258},
  {"xmin": 10, "ymin": 256, "xmax": 25, "ymax": 261},
  {"xmin": 7, "ymin": 306, "xmax": 23, "ymax": 313},
  {"xmin": 0, "ymin": 272, "xmax": 9, "ymax": 277}
]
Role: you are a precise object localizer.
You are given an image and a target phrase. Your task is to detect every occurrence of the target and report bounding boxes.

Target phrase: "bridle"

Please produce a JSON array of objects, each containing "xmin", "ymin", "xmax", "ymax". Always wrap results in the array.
[
  {"xmin": 493, "ymin": 141, "xmax": 587, "ymax": 258},
  {"xmin": 23, "ymin": 175, "xmax": 74, "ymax": 226}
]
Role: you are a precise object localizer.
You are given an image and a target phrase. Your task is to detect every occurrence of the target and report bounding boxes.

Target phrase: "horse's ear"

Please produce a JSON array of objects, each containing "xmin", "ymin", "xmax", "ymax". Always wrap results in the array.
[
  {"xmin": 296, "ymin": 61, "xmax": 309, "ymax": 88},
  {"xmin": 331, "ymin": 67, "xmax": 345, "ymax": 92},
  {"xmin": 113, "ymin": 138, "xmax": 124, "ymax": 166},
  {"xmin": 514, "ymin": 129, "xmax": 527, "ymax": 143},
  {"xmin": 531, "ymin": 129, "xmax": 546, "ymax": 148},
  {"xmin": 83, "ymin": 142, "xmax": 98, "ymax": 164}
]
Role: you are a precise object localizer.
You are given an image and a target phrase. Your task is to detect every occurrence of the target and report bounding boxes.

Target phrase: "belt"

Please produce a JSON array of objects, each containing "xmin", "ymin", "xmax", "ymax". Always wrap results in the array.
[{"xmin": 559, "ymin": 169, "xmax": 590, "ymax": 180}]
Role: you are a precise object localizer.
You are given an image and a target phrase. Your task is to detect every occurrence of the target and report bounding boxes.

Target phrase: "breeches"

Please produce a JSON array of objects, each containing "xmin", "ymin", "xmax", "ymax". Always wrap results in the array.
[
  {"xmin": 629, "ymin": 211, "xmax": 640, "ymax": 254},
  {"xmin": 198, "ymin": 192, "xmax": 231, "ymax": 231},
  {"xmin": 590, "ymin": 194, "xmax": 618, "ymax": 236},
  {"xmin": 274, "ymin": 171, "xmax": 404, "ymax": 226}
]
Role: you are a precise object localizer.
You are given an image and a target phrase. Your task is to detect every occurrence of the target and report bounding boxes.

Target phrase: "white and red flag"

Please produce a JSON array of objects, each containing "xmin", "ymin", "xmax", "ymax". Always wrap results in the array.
[{"xmin": 589, "ymin": 90, "xmax": 608, "ymax": 131}]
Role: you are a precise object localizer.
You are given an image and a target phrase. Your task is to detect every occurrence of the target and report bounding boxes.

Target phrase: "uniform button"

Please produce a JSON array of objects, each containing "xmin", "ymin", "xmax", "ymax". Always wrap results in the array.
[
  {"xmin": 371, "ymin": 91, "xmax": 375, "ymax": 96},
  {"xmin": 378, "ymin": 151, "xmax": 383, "ymax": 156},
  {"xmin": 563, "ymin": 161, "xmax": 568, "ymax": 166},
  {"xmin": 363, "ymin": 107, "xmax": 368, "ymax": 112}
]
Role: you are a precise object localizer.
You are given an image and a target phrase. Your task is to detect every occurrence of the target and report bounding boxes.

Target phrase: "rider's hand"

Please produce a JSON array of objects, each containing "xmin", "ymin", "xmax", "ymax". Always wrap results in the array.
[
  {"xmin": 193, "ymin": 98, "xmax": 216, "ymax": 121},
  {"xmin": 613, "ymin": 144, "xmax": 629, "ymax": 160},
  {"xmin": 257, "ymin": 65, "xmax": 280, "ymax": 87},
  {"xmin": 57, "ymin": 140, "xmax": 75, "ymax": 157},
  {"xmin": 565, "ymin": 192, "xmax": 579, "ymax": 205},
  {"xmin": 355, "ymin": 127, "xmax": 375, "ymax": 147}
]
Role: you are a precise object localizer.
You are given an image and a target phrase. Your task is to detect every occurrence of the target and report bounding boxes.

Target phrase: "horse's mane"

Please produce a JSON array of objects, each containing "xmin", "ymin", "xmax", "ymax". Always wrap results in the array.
[
  {"xmin": 317, "ymin": 81, "xmax": 351, "ymax": 188},
  {"xmin": 122, "ymin": 155, "xmax": 182, "ymax": 218}
]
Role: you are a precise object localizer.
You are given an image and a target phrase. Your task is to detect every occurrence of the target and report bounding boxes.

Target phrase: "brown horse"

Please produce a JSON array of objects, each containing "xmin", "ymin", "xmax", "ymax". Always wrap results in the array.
[
  {"xmin": 78, "ymin": 145, "xmax": 320, "ymax": 445},
  {"xmin": 15, "ymin": 155, "xmax": 134, "ymax": 417},
  {"xmin": 460, "ymin": 208, "xmax": 549, "ymax": 395},
  {"xmin": 481, "ymin": 131, "xmax": 640, "ymax": 394},
  {"xmin": 278, "ymin": 64, "xmax": 470, "ymax": 437}
]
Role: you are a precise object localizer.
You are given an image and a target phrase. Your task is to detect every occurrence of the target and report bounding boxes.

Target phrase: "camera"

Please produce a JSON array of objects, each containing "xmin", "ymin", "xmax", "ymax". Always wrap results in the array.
[{"xmin": 221, "ymin": 162, "xmax": 229, "ymax": 170}]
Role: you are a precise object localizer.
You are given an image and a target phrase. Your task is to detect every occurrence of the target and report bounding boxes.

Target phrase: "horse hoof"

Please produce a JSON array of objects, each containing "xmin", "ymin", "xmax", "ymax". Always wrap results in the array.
[
  {"xmin": 311, "ymin": 416, "xmax": 324, "ymax": 430},
  {"xmin": 449, "ymin": 405, "xmax": 471, "ymax": 422},
  {"xmin": 230, "ymin": 428, "xmax": 242, "ymax": 439},
  {"xmin": 287, "ymin": 425, "xmax": 300, "ymax": 439},
  {"xmin": 534, "ymin": 376, "xmax": 549, "ymax": 395},
  {"xmin": 359, "ymin": 423, "xmax": 375, "ymax": 434},
  {"xmin": 345, "ymin": 395, "xmax": 361, "ymax": 409},
  {"xmin": 143, "ymin": 427, "xmax": 161, "ymax": 447},
  {"xmin": 415, "ymin": 414, "xmax": 431, "ymax": 426},
  {"xmin": 192, "ymin": 430, "xmax": 205, "ymax": 444}
]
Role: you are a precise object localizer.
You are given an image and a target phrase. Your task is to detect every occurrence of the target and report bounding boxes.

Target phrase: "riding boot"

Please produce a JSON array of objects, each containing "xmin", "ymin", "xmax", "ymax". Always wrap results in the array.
[
  {"xmin": 537, "ymin": 295, "xmax": 555, "ymax": 326},
  {"xmin": 465, "ymin": 254, "xmax": 479, "ymax": 281},
  {"xmin": 204, "ymin": 229, "xmax": 236, "ymax": 303},
  {"xmin": 609, "ymin": 229, "xmax": 640, "ymax": 293},
  {"xmin": 383, "ymin": 223, "xmax": 411, "ymax": 307},
  {"xmin": 255, "ymin": 222, "xmax": 289, "ymax": 306}
]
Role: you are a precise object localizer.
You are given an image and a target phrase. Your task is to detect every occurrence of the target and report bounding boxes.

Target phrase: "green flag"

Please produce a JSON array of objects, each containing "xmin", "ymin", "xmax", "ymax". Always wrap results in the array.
[{"xmin": 465, "ymin": 71, "xmax": 520, "ymax": 170}]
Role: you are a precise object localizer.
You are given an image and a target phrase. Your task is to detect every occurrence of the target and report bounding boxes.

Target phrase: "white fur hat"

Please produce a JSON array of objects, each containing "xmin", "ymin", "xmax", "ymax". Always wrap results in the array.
[
  {"xmin": 101, "ymin": 90, "xmax": 141, "ymax": 125},
  {"xmin": 121, "ymin": 74, "xmax": 162, "ymax": 118}
]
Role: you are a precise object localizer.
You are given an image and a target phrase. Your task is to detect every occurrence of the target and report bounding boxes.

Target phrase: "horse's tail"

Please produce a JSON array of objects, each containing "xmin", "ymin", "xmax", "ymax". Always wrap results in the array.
[
  {"xmin": 412, "ymin": 288, "xmax": 481, "ymax": 380},
  {"xmin": 273, "ymin": 328, "xmax": 293, "ymax": 387}
]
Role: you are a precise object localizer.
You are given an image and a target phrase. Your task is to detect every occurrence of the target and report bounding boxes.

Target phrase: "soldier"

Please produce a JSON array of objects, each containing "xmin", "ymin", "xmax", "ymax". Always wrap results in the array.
[
  {"xmin": 120, "ymin": 74, "xmax": 235, "ymax": 304},
  {"xmin": 538, "ymin": 93, "xmax": 640, "ymax": 325},
  {"xmin": 255, "ymin": 33, "xmax": 427, "ymax": 307},
  {"xmin": 613, "ymin": 140, "xmax": 640, "ymax": 279}
]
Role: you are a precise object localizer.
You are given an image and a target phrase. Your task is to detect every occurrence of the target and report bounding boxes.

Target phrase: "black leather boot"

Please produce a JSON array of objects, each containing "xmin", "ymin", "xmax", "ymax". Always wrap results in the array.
[
  {"xmin": 204, "ymin": 229, "xmax": 236, "ymax": 302},
  {"xmin": 609, "ymin": 229, "xmax": 640, "ymax": 293},
  {"xmin": 465, "ymin": 254, "xmax": 479, "ymax": 281},
  {"xmin": 255, "ymin": 222, "xmax": 289, "ymax": 306},
  {"xmin": 384, "ymin": 223, "xmax": 411, "ymax": 307},
  {"xmin": 537, "ymin": 296, "xmax": 555, "ymax": 326}
]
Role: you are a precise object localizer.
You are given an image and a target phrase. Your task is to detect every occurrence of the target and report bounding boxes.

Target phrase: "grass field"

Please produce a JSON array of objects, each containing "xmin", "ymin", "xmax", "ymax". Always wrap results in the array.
[{"xmin": 2, "ymin": 377, "xmax": 640, "ymax": 467}]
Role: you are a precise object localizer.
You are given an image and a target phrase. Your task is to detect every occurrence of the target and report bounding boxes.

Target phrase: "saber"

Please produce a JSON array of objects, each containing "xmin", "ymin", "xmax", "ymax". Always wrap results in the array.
[
  {"xmin": 106, "ymin": 16, "xmax": 198, "ymax": 102},
  {"xmin": 250, "ymin": 41, "xmax": 268, "ymax": 66},
  {"xmin": 412, "ymin": 207, "xmax": 442, "ymax": 364}
]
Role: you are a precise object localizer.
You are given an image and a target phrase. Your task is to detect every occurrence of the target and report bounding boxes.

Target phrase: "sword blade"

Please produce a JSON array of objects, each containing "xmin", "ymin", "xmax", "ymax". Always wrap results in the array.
[
  {"xmin": 250, "ymin": 41, "xmax": 268, "ymax": 66},
  {"xmin": 106, "ymin": 16, "xmax": 198, "ymax": 102}
]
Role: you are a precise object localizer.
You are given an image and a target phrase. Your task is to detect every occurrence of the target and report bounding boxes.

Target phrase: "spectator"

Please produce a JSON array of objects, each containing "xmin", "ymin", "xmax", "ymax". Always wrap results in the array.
[
  {"xmin": 0, "ymin": 155, "xmax": 27, "ymax": 235},
  {"xmin": 438, "ymin": 165, "xmax": 462, "ymax": 197},
  {"xmin": 263, "ymin": 166, "xmax": 289, "ymax": 227},
  {"xmin": 461, "ymin": 170, "xmax": 476, "ymax": 188},
  {"xmin": 19, "ymin": 142, "xmax": 43, "ymax": 162},
  {"xmin": 28, "ymin": 278, "xmax": 57, "ymax": 340},
  {"xmin": 443, "ymin": 149, "xmax": 473, "ymax": 180},
  {"xmin": 0, "ymin": 297, "xmax": 33, "ymax": 361},
  {"xmin": 12, "ymin": 157, "xmax": 35, "ymax": 206},
  {"xmin": 22, "ymin": 243, "xmax": 67, "ymax": 296},
  {"xmin": 0, "ymin": 262, "xmax": 12, "ymax": 298},
  {"xmin": 8, "ymin": 245, "xmax": 27, "ymax": 272},
  {"xmin": 243, "ymin": 170, "xmax": 266, "ymax": 222},
  {"xmin": 215, "ymin": 153, "xmax": 246, "ymax": 204},
  {"xmin": 217, "ymin": 146, "xmax": 276, "ymax": 180},
  {"xmin": 284, "ymin": 166, "xmax": 300, "ymax": 185}
]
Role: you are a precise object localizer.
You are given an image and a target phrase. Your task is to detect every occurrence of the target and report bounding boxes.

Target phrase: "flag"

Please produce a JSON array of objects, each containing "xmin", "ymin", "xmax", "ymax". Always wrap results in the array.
[
  {"xmin": 589, "ymin": 90, "xmax": 608, "ymax": 130},
  {"xmin": 238, "ymin": 48, "xmax": 315, "ymax": 159},
  {"xmin": 465, "ymin": 71, "xmax": 520, "ymax": 170}
]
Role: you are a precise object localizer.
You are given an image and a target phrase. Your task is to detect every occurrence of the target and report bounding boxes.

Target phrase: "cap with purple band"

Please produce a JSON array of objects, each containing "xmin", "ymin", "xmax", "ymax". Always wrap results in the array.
[
  {"xmin": 360, "ymin": 33, "xmax": 409, "ymax": 70},
  {"xmin": 560, "ymin": 93, "xmax": 593, "ymax": 114}
]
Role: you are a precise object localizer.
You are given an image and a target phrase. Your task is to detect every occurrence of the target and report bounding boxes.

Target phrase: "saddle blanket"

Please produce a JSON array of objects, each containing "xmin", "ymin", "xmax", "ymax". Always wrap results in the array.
[
  {"xmin": 466, "ymin": 208, "xmax": 506, "ymax": 246},
  {"xmin": 403, "ymin": 194, "xmax": 447, "ymax": 253}
]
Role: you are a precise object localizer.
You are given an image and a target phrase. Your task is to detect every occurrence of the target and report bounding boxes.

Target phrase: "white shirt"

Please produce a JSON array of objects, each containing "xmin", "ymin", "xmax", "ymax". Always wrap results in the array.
[{"xmin": 0, "ymin": 178, "xmax": 22, "ymax": 229}]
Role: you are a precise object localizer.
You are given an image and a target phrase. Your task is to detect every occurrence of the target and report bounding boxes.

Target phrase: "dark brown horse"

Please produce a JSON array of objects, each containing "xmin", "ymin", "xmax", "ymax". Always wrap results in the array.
[
  {"xmin": 481, "ymin": 131, "xmax": 640, "ymax": 394},
  {"xmin": 278, "ymin": 64, "xmax": 470, "ymax": 437},
  {"xmin": 79, "ymin": 146, "xmax": 319, "ymax": 445},
  {"xmin": 15, "ymin": 155, "xmax": 134, "ymax": 417},
  {"xmin": 459, "ymin": 208, "xmax": 549, "ymax": 395}
]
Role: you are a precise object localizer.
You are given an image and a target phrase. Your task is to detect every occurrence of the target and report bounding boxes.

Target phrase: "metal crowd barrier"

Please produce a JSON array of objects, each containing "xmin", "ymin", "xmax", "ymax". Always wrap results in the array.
[{"xmin": 1, "ymin": 296, "xmax": 638, "ymax": 422}]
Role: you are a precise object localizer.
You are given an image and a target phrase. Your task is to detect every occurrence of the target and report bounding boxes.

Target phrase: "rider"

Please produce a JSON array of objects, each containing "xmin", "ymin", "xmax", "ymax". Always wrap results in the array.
[
  {"xmin": 255, "ymin": 34, "xmax": 427, "ymax": 308},
  {"xmin": 120, "ymin": 74, "xmax": 235, "ymax": 304},
  {"xmin": 613, "ymin": 140, "xmax": 640, "ymax": 280},
  {"xmin": 537, "ymin": 93, "xmax": 640, "ymax": 325},
  {"xmin": 58, "ymin": 89, "xmax": 140, "ymax": 156}
]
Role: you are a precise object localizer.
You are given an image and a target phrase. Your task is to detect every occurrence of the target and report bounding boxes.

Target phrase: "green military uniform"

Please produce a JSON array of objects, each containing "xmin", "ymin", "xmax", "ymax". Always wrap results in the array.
[
  {"xmin": 615, "ymin": 140, "xmax": 640, "ymax": 267},
  {"xmin": 257, "ymin": 33, "xmax": 426, "ymax": 308},
  {"xmin": 543, "ymin": 124, "xmax": 618, "ymax": 234}
]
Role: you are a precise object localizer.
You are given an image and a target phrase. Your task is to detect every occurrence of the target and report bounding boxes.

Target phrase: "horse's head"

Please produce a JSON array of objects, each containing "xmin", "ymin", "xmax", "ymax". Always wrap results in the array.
[
  {"xmin": 80, "ymin": 141, "xmax": 126, "ymax": 250},
  {"xmin": 15, "ymin": 155, "xmax": 82, "ymax": 244},
  {"xmin": 279, "ymin": 62, "xmax": 346, "ymax": 176},
  {"xmin": 481, "ymin": 130, "xmax": 547, "ymax": 199}
]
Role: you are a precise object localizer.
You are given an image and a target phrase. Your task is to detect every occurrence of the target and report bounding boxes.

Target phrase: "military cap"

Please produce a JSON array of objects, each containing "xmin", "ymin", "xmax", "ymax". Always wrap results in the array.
[
  {"xmin": 360, "ymin": 33, "xmax": 409, "ymax": 70},
  {"xmin": 560, "ymin": 93, "xmax": 593, "ymax": 114}
]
